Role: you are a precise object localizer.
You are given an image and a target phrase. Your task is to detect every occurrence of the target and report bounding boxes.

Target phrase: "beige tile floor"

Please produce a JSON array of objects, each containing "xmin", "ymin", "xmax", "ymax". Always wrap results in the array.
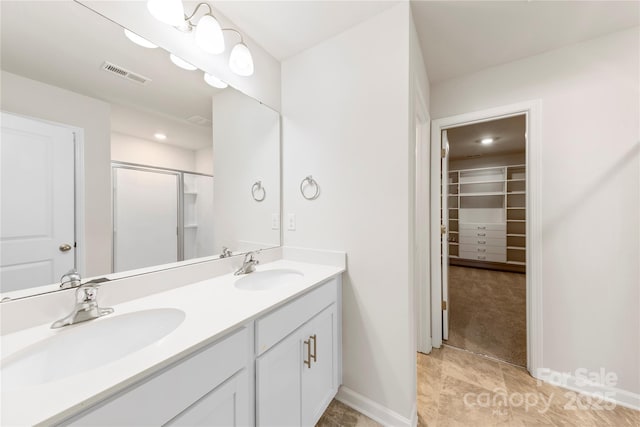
[{"xmin": 318, "ymin": 346, "xmax": 640, "ymax": 426}]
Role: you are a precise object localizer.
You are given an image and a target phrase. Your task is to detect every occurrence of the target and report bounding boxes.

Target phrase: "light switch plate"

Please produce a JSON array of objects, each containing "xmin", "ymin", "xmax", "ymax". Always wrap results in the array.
[
  {"xmin": 271, "ymin": 213, "xmax": 280, "ymax": 230},
  {"xmin": 287, "ymin": 213, "xmax": 296, "ymax": 231}
]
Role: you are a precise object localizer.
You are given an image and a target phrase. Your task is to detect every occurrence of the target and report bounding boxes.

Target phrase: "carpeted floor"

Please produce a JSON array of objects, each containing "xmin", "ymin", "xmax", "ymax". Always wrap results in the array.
[{"xmin": 446, "ymin": 265, "xmax": 527, "ymax": 366}]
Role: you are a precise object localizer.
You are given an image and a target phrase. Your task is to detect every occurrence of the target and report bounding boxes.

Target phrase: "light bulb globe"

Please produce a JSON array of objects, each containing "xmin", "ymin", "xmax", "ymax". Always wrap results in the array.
[
  {"xmin": 229, "ymin": 43, "xmax": 254, "ymax": 77},
  {"xmin": 195, "ymin": 14, "xmax": 225, "ymax": 54},
  {"xmin": 204, "ymin": 73, "xmax": 228, "ymax": 89},
  {"xmin": 147, "ymin": 0, "xmax": 185, "ymax": 26}
]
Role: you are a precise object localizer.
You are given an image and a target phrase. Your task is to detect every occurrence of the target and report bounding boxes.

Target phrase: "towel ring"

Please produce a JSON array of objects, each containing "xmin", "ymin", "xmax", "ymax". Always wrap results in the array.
[
  {"xmin": 300, "ymin": 175, "xmax": 320, "ymax": 200},
  {"xmin": 252, "ymin": 181, "xmax": 266, "ymax": 202}
]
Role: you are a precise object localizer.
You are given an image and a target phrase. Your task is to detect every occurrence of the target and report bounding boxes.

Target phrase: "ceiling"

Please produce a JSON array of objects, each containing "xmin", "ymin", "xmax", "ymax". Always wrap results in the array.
[
  {"xmin": 215, "ymin": 1, "xmax": 638, "ymax": 82},
  {"xmin": 213, "ymin": 1, "xmax": 400, "ymax": 60},
  {"xmin": 0, "ymin": 1, "xmax": 215, "ymax": 150},
  {"xmin": 409, "ymin": 1, "xmax": 639, "ymax": 83},
  {"xmin": 447, "ymin": 115, "xmax": 525, "ymax": 161}
]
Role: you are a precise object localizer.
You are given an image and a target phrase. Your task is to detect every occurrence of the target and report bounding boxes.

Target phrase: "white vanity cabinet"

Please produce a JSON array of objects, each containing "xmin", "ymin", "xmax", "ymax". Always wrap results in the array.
[
  {"xmin": 255, "ymin": 278, "xmax": 340, "ymax": 427},
  {"xmin": 63, "ymin": 327, "xmax": 251, "ymax": 427}
]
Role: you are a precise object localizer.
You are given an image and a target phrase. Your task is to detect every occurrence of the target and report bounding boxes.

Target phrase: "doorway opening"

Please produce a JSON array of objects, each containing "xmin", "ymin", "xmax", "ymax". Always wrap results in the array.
[
  {"xmin": 428, "ymin": 100, "xmax": 542, "ymax": 375},
  {"xmin": 444, "ymin": 114, "xmax": 527, "ymax": 366}
]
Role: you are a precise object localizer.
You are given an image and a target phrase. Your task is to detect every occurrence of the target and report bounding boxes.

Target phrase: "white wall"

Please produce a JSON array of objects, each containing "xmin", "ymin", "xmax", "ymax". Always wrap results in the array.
[
  {"xmin": 212, "ymin": 88, "xmax": 280, "ymax": 253},
  {"xmin": 282, "ymin": 3, "xmax": 418, "ymax": 422},
  {"xmin": 0, "ymin": 71, "xmax": 112, "ymax": 278},
  {"xmin": 196, "ymin": 146, "xmax": 214, "ymax": 175},
  {"xmin": 80, "ymin": 1, "xmax": 281, "ymax": 111},
  {"xmin": 431, "ymin": 27, "xmax": 640, "ymax": 396},
  {"xmin": 111, "ymin": 131, "xmax": 210, "ymax": 174}
]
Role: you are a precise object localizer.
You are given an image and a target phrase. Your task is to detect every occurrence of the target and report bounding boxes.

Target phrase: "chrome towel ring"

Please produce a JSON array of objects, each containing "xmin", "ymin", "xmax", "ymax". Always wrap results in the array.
[
  {"xmin": 252, "ymin": 180, "xmax": 266, "ymax": 202},
  {"xmin": 300, "ymin": 175, "xmax": 320, "ymax": 200}
]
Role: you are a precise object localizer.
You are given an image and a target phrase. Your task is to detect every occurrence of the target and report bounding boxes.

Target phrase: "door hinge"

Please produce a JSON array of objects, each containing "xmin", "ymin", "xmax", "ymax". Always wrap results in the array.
[
  {"xmin": 442, "ymin": 301, "xmax": 447, "ymax": 310},
  {"xmin": 440, "ymin": 225, "xmax": 447, "ymax": 235},
  {"xmin": 441, "ymin": 148, "xmax": 446, "ymax": 158}
]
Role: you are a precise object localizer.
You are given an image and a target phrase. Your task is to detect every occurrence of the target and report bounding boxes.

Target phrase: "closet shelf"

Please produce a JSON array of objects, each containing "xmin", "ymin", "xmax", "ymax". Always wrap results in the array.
[
  {"xmin": 507, "ymin": 219, "xmax": 526, "ymax": 222},
  {"xmin": 507, "ymin": 246, "xmax": 525, "ymax": 250},
  {"xmin": 507, "ymin": 207, "xmax": 526, "ymax": 210},
  {"xmin": 459, "ymin": 192, "xmax": 505, "ymax": 197},
  {"xmin": 459, "ymin": 179, "xmax": 505, "ymax": 185},
  {"xmin": 507, "ymin": 191, "xmax": 525, "ymax": 195},
  {"xmin": 506, "ymin": 261, "xmax": 526, "ymax": 266},
  {"xmin": 184, "ymin": 224, "xmax": 198, "ymax": 229},
  {"xmin": 507, "ymin": 233, "xmax": 526, "ymax": 237}
]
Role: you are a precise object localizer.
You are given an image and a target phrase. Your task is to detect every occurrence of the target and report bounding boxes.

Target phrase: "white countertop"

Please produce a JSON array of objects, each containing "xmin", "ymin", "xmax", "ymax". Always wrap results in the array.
[{"xmin": 0, "ymin": 259, "xmax": 344, "ymax": 426}]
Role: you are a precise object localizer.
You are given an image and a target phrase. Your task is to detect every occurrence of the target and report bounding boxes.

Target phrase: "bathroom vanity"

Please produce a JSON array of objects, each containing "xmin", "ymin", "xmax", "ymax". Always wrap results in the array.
[{"xmin": 0, "ymin": 257, "xmax": 344, "ymax": 426}]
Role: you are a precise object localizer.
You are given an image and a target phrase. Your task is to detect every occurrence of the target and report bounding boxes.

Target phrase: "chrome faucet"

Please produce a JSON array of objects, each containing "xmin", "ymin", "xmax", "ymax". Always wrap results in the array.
[
  {"xmin": 220, "ymin": 246, "xmax": 232, "ymax": 258},
  {"xmin": 51, "ymin": 283, "xmax": 114, "ymax": 329},
  {"xmin": 234, "ymin": 251, "xmax": 261, "ymax": 275},
  {"xmin": 59, "ymin": 268, "xmax": 82, "ymax": 289}
]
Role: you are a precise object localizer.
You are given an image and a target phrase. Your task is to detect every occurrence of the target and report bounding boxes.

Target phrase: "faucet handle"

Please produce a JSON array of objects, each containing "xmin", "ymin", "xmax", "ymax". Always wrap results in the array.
[{"xmin": 75, "ymin": 284, "xmax": 98, "ymax": 303}]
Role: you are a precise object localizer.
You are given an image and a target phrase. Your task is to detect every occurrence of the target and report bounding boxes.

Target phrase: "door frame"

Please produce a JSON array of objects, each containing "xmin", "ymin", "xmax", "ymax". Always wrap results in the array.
[
  {"xmin": 429, "ymin": 100, "xmax": 542, "ymax": 374},
  {"xmin": 414, "ymin": 87, "xmax": 431, "ymax": 354}
]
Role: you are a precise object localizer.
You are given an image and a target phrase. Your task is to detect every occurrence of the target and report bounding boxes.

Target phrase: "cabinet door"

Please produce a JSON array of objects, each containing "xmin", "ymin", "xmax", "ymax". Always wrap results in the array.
[
  {"xmin": 166, "ymin": 369, "xmax": 249, "ymax": 427},
  {"xmin": 256, "ymin": 330, "xmax": 302, "ymax": 427},
  {"xmin": 301, "ymin": 304, "xmax": 338, "ymax": 426}
]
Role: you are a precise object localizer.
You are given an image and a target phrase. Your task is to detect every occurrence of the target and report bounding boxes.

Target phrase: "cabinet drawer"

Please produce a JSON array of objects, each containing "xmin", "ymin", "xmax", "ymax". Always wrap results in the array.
[
  {"xmin": 459, "ymin": 223, "xmax": 506, "ymax": 231},
  {"xmin": 459, "ymin": 229, "xmax": 505, "ymax": 239},
  {"xmin": 459, "ymin": 251, "xmax": 506, "ymax": 263},
  {"xmin": 256, "ymin": 277, "xmax": 337, "ymax": 356},
  {"xmin": 66, "ymin": 327, "xmax": 249, "ymax": 426},
  {"xmin": 459, "ymin": 244, "xmax": 506, "ymax": 255},
  {"xmin": 459, "ymin": 235, "xmax": 505, "ymax": 246}
]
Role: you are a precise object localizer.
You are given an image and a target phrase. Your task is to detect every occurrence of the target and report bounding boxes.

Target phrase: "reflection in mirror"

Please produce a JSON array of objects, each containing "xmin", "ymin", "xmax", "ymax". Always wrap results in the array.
[{"xmin": 0, "ymin": 1, "xmax": 280, "ymax": 299}]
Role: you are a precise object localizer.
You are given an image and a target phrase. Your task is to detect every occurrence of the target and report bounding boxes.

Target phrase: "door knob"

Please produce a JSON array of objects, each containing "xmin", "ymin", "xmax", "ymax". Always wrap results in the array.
[{"xmin": 59, "ymin": 243, "xmax": 72, "ymax": 252}]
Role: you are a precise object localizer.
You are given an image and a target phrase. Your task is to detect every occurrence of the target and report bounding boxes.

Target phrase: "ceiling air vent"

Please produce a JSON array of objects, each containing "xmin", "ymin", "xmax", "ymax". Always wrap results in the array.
[
  {"xmin": 187, "ymin": 115, "xmax": 212, "ymax": 126},
  {"xmin": 101, "ymin": 61, "xmax": 151, "ymax": 86}
]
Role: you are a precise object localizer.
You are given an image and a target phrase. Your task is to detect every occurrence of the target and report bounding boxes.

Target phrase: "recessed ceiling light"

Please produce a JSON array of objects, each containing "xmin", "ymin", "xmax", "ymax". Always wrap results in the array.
[
  {"xmin": 481, "ymin": 138, "xmax": 494, "ymax": 145},
  {"xmin": 204, "ymin": 73, "xmax": 228, "ymax": 89},
  {"xmin": 124, "ymin": 29, "xmax": 158, "ymax": 49},
  {"xmin": 154, "ymin": 133, "xmax": 167, "ymax": 140},
  {"xmin": 169, "ymin": 53, "xmax": 197, "ymax": 71}
]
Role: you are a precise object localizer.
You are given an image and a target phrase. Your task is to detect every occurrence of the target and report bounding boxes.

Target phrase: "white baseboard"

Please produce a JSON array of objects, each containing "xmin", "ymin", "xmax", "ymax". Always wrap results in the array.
[
  {"xmin": 335, "ymin": 386, "xmax": 414, "ymax": 427},
  {"xmin": 535, "ymin": 369, "xmax": 640, "ymax": 411}
]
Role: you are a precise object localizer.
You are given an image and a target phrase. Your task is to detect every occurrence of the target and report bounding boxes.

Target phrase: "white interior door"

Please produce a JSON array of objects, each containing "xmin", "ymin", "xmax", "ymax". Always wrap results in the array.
[
  {"xmin": 113, "ymin": 167, "xmax": 179, "ymax": 273},
  {"xmin": 441, "ymin": 130, "xmax": 450, "ymax": 340},
  {"xmin": 0, "ymin": 112, "xmax": 75, "ymax": 293}
]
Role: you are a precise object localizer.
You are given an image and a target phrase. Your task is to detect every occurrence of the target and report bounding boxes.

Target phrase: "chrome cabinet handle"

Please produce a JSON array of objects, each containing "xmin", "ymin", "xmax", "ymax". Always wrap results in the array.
[
  {"xmin": 310, "ymin": 334, "xmax": 317, "ymax": 363},
  {"xmin": 304, "ymin": 338, "xmax": 311, "ymax": 368},
  {"xmin": 477, "ymin": 233, "xmax": 486, "ymax": 237},
  {"xmin": 477, "ymin": 226, "xmax": 486, "ymax": 230},
  {"xmin": 478, "ymin": 248, "xmax": 486, "ymax": 252},
  {"xmin": 478, "ymin": 240, "xmax": 486, "ymax": 244},
  {"xmin": 59, "ymin": 243, "xmax": 72, "ymax": 252}
]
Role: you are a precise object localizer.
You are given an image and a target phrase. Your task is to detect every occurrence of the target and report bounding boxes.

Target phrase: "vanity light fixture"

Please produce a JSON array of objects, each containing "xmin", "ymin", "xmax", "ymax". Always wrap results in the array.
[
  {"xmin": 481, "ymin": 138, "xmax": 494, "ymax": 145},
  {"xmin": 154, "ymin": 132, "xmax": 167, "ymax": 140},
  {"xmin": 147, "ymin": 0, "xmax": 185, "ymax": 26},
  {"xmin": 146, "ymin": 0, "xmax": 254, "ymax": 77},
  {"xmin": 124, "ymin": 29, "xmax": 158, "ymax": 49},
  {"xmin": 169, "ymin": 53, "xmax": 197, "ymax": 71},
  {"xmin": 204, "ymin": 73, "xmax": 228, "ymax": 89}
]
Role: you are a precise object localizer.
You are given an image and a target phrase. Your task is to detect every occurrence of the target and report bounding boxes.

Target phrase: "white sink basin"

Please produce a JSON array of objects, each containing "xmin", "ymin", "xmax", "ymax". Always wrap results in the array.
[
  {"xmin": 235, "ymin": 269, "xmax": 304, "ymax": 291},
  {"xmin": 1, "ymin": 308, "xmax": 185, "ymax": 390}
]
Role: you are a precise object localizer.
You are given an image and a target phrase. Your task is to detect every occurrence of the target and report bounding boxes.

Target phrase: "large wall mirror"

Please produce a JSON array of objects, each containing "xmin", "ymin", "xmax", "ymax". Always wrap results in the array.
[{"xmin": 0, "ymin": 1, "xmax": 281, "ymax": 300}]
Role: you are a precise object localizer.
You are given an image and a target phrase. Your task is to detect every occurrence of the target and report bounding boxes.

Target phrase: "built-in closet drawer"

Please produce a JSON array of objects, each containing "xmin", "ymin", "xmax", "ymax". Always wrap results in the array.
[
  {"xmin": 459, "ymin": 235, "xmax": 506, "ymax": 246},
  {"xmin": 255, "ymin": 278, "xmax": 338, "ymax": 356},
  {"xmin": 459, "ymin": 251, "xmax": 506, "ymax": 263},
  {"xmin": 459, "ymin": 223, "xmax": 506, "ymax": 232},
  {"xmin": 459, "ymin": 244, "xmax": 506, "ymax": 255},
  {"xmin": 459, "ymin": 229, "xmax": 505, "ymax": 239}
]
